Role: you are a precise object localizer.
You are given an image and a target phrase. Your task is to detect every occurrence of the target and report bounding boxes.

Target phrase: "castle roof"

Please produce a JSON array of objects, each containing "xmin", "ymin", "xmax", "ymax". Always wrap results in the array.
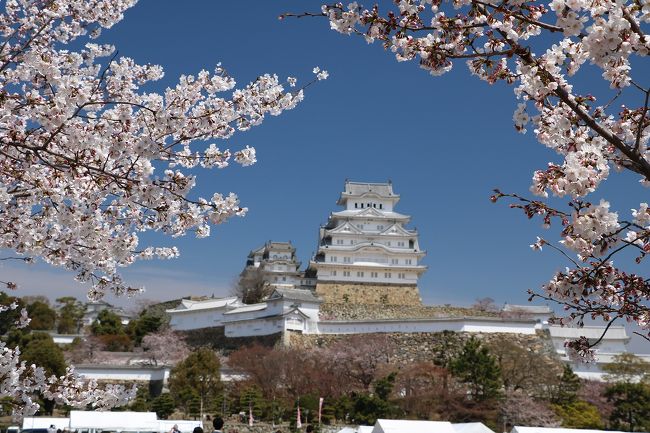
[
  {"xmin": 269, "ymin": 288, "xmax": 322, "ymax": 303},
  {"xmin": 331, "ymin": 209, "xmax": 409, "ymax": 220},
  {"xmin": 166, "ymin": 296, "xmax": 240, "ymax": 314},
  {"xmin": 337, "ymin": 181, "xmax": 399, "ymax": 205},
  {"xmin": 502, "ymin": 304, "xmax": 552, "ymax": 314}
]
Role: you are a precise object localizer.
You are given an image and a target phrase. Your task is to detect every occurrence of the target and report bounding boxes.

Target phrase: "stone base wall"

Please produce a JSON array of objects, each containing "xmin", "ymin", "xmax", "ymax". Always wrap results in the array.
[
  {"xmin": 287, "ymin": 330, "xmax": 561, "ymax": 367},
  {"xmin": 179, "ymin": 327, "xmax": 282, "ymax": 353},
  {"xmin": 315, "ymin": 282, "xmax": 422, "ymax": 305}
]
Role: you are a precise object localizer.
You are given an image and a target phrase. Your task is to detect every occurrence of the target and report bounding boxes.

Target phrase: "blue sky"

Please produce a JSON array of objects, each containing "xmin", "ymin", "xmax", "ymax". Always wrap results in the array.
[{"xmin": 5, "ymin": 0, "xmax": 649, "ymax": 329}]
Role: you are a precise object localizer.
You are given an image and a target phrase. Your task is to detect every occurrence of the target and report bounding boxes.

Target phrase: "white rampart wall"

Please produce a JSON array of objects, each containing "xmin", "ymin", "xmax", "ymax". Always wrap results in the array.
[
  {"xmin": 76, "ymin": 366, "xmax": 171, "ymax": 383},
  {"xmin": 169, "ymin": 308, "xmax": 226, "ymax": 330},
  {"xmin": 316, "ymin": 319, "xmax": 538, "ymax": 335}
]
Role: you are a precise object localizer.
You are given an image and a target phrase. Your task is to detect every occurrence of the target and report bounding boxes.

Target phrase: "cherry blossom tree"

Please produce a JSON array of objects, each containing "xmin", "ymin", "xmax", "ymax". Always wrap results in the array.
[
  {"xmin": 141, "ymin": 329, "xmax": 190, "ymax": 366},
  {"xmin": 0, "ymin": 0, "xmax": 326, "ymax": 419},
  {"xmin": 285, "ymin": 0, "xmax": 650, "ymax": 356},
  {"xmin": 0, "ymin": 0, "xmax": 326, "ymax": 300}
]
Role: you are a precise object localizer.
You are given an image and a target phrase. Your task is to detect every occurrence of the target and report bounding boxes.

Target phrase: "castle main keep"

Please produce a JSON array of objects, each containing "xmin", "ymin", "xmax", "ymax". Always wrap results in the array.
[{"xmin": 308, "ymin": 181, "xmax": 426, "ymax": 305}]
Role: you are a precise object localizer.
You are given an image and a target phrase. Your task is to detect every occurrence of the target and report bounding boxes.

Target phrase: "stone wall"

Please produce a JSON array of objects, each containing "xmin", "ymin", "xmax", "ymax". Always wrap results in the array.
[
  {"xmin": 319, "ymin": 302, "xmax": 500, "ymax": 321},
  {"xmin": 287, "ymin": 330, "xmax": 560, "ymax": 366},
  {"xmin": 180, "ymin": 327, "xmax": 282, "ymax": 353},
  {"xmin": 315, "ymin": 282, "xmax": 422, "ymax": 305}
]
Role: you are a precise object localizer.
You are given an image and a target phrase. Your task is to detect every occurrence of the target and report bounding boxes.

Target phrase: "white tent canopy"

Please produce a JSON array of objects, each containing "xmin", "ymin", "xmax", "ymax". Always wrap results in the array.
[
  {"xmin": 512, "ymin": 427, "xmax": 627, "ymax": 433},
  {"xmin": 22, "ymin": 417, "xmax": 69, "ymax": 430},
  {"xmin": 69, "ymin": 411, "xmax": 158, "ymax": 431},
  {"xmin": 454, "ymin": 423, "xmax": 496, "ymax": 433},
  {"xmin": 372, "ymin": 419, "xmax": 457, "ymax": 433}
]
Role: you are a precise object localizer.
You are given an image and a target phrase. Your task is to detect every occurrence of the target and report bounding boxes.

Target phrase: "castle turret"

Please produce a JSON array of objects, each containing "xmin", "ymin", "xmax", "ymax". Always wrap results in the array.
[{"xmin": 308, "ymin": 181, "xmax": 426, "ymax": 304}]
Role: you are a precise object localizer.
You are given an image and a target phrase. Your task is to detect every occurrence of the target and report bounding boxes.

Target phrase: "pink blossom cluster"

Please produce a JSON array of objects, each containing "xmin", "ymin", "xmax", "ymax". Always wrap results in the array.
[
  {"xmin": 0, "ymin": 0, "xmax": 325, "ymax": 300},
  {"xmin": 1, "ymin": 340, "xmax": 136, "ymax": 419}
]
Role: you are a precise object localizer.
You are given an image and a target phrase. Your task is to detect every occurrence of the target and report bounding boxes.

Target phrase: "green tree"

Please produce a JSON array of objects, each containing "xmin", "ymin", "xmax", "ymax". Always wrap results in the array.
[
  {"xmin": 604, "ymin": 353, "xmax": 650, "ymax": 384},
  {"xmin": 553, "ymin": 401, "xmax": 604, "ymax": 429},
  {"xmin": 91, "ymin": 309, "xmax": 125, "ymax": 335},
  {"xmin": 169, "ymin": 348, "xmax": 222, "ymax": 417},
  {"xmin": 347, "ymin": 373, "xmax": 399, "ymax": 425},
  {"xmin": 129, "ymin": 387, "xmax": 151, "ymax": 412},
  {"xmin": 239, "ymin": 386, "xmax": 267, "ymax": 420},
  {"xmin": 26, "ymin": 300, "xmax": 56, "ymax": 331},
  {"xmin": 450, "ymin": 337, "xmax": 502, "ymax": 401},
  {"xmin": 151, "ymin": 393, "xmax": 176, "ymax": 419},
  {"xmin": 56, "ymin": 297, "xmax": 85, "ymax": 334},
  {"xmin": 552, "ymin": 365, "xmax": 581, "ymax": 406},
  {"xmin": 127, "ymin": 313, "xmax": 162, "ymax": 345},
  {"xmin": 0, "ymin": 292, "xmax": 24, "ymax": 334},
  {"xmin": 21, "ymin": 333, "xmax": 67, "ymax": 415},
  {"xmin": 606, "ymin": 383, "xmax": 650, "ymax": 432}
]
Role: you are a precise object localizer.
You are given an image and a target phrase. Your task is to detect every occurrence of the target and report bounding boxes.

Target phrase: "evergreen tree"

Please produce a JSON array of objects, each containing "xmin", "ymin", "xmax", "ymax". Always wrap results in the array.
[
  {"xmin": 606, "ymin": 382, "xmax": 650, "ymax": 432},
  {"xmin": 129, "ymin": 387, "xmax": 151, "ymax": 412},
  {"xmin": 20, "ymin": 333, "xmax": 67, "ymax": 415},
  {"xmin": 347, "ymin": 373, "xmax": 400, "ymax": 425},
  {"xmin": 450, "ymin": 337, "xmax": 502, "ymax": 401},
  {"xmin": 239, "ymin": 386, "xmax": 266, "ymax": 420},
  {"xmin": 56, "ymin": 297, "xmax": 85, "ymax": 334},
  {"xmin": 604, "ymin": 353, "xmax": 650, "ymax": 384},
  {"xmin": 127, "ymin": 313, "xmax": 163, "ymax": 345},
  {"xmin": 169, "ymin": 348, "xmax": 222, "ymax": 417},
  {"xmin": 91, "ymin": 309, "xmax": 125, "ymax": 335},
  {"xmin": 553, "ymin": 365, "xmax": 581, "ymax": 406},
  {"xmin": 0, "ymin": 292, "xmax": 24, "ymax": 334},
  {"xmin": 151, "ymin": 393, "xmax": 176, "ymax": 419},
  {"xmin": 26, "ymin": 300, "xmax": 56, "ymax": 331}
]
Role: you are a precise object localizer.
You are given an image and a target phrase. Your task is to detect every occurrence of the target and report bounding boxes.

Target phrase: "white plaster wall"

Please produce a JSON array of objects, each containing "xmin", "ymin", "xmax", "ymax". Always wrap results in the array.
[
  {"xmin": 76, "ymin": 367, "xmax": 170, "ymax": 382},
  {"xmin": 315, "ymin": 319, "xmax": 537, "ymax": 335},
  {"xmin": 169, "ymin": 309, "xmax": 226, "ymax": 331},
  {"xmin": 51, "ymin": 335, "xmax": 78, "ymax": 344},
  {"xmin": 224, "ymin": 319, "xmax": 282, "ymax": 337}
]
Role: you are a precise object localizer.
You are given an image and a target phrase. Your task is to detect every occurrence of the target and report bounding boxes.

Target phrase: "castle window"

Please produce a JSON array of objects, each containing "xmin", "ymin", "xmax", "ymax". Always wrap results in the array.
[
  {"xmin": 361, "ymin": 203, "xmax": 364, "ymax": 208},
  {"xmin": 373, "ymin": 203, "xmax": 376, "ymax": 208},
  {"xmin": 371, "ymin": 272, "xmax": 378, "ymax": 278},
  {"xmin": 398, "ymin": 241, "xmax": 405, "ymax": 247},
  {"xmin": 356, "ymin": 271, "xmax": 364, "ymax": 277},
  {"xmin": 355, "ymin": 203, "xmax": 358, "ymax": 208},
  {"xmin": 378, "ymin": 225, "xmax": 384, "ymax": 230},
  {"xmin": 343, "ymin": 257, "xmax": 351, "ymax": 263},
  {"xmin": 367, "ymin": 203, "xmax": 371, "ymax": 208},
  {"xmin": 391, "ymin": 258, "xmax": 399, "ymax": 265},
  {"xmin": 398, "ymin": 273, "xmax": 406, "ymax": 279},
  {"xmin": 379, "ymin": 204, "xmax": 383, "ymax": 209},
  {"xmin": 406, "ymin": 259, "xmax": 413, "ymax": 265},
  {"xmin": 343, "ymin": 271, "xmax": 350, "ymax": 277},
  {"xmin": 384, "ymin": 272, "xmax": 392, "ymax": 278},
  {"xmin": 336, "ymin": 239, "xmax": 344, "ymax": 245},
  {"xmin": 332, "ymin": 270, "xmax": 337, "ymax": 276}
]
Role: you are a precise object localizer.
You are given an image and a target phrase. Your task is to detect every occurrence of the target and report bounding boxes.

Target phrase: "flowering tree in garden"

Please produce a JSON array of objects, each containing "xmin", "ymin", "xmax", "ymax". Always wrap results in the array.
[
  {"xmin": 0, "ymin": 0, "xmax": 326, "ymax": 419},
  {"xmin": 284, "ymin": 0, "xmax": 650, "ymax": 357}
]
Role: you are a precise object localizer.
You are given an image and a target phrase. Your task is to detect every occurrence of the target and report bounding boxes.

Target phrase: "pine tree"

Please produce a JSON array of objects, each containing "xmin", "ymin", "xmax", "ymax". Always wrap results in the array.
[
  {"xmin": 606, "ymin": 383, "xmax": 650, "ymax": 432},
  {"xmin": 553, "ymin": 365, "xmax": 581, "ymax": 406},
  {"xmin": 450, "ymin": 337, "xmax": 502, "ymax": 401}
]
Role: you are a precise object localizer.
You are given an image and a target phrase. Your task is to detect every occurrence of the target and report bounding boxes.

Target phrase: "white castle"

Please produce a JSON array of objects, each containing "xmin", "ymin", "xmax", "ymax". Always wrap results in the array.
[
  {"xmin": 309, "ymin": 181, "xmax": 426, "ymax": 285},
  {"xmin": 164, "ymin": 180, "xmax": 644, "ymax": 380}
]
